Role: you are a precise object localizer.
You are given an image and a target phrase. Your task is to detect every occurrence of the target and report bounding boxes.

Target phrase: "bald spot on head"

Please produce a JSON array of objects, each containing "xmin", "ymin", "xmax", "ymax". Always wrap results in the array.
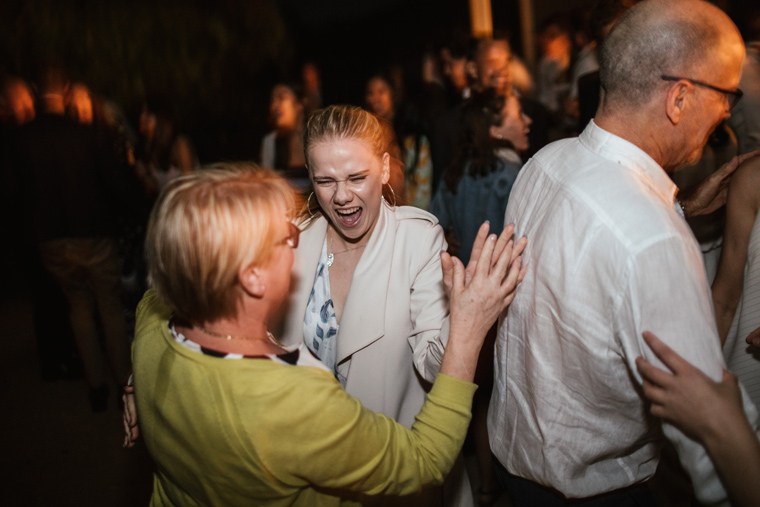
[{"xmin": 599, "ymin": 0, "xmax": 743, "ymax": 112}]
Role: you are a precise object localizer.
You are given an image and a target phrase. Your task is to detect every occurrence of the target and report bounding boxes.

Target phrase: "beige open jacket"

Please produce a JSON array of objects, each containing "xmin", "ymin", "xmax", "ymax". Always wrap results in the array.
[{"xmin": 276, "ymin": 204, "xmax": 450, "ymax": 428}]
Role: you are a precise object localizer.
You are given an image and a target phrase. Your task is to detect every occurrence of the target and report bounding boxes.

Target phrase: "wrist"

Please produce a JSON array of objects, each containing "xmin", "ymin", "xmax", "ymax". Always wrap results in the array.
[
  {"xmin": 440, "ymin": 330, "xmax": 483, "ymax": 382},
  {"xmin": 702, "ymin": 411, "xmax": 754, "ymax": 457}
]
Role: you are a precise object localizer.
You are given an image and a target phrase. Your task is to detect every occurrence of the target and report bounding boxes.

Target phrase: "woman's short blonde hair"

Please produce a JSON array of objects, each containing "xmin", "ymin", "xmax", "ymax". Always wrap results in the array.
[{"xmin": 146, "ymin": 163, "xmax": 295, "ymax": 323}]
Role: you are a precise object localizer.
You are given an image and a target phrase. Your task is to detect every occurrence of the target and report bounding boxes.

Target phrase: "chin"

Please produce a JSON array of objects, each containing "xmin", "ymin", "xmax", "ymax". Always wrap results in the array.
[
  {"xmin": 672, "ymin": 148, "xmax": 705, "ymax": 172},
  {"xmin": 687, "ymin": 146, "xmax": 706, "ymax": 167}
]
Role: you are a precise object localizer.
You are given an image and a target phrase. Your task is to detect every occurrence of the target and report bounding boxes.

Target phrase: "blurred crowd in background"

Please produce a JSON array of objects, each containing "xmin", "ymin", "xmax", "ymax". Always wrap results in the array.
[{"xmin": 1, "ymin": 0, "xmax": 759, "ymax": 412}]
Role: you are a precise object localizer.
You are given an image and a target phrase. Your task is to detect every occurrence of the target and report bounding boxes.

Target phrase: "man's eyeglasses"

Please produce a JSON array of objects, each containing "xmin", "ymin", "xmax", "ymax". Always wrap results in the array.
[
  {"xmin": 661, "ymin": 75, "xmax": 743, "ymax": 111},
  {"xmin": 281, "ymin": 222, "xmax": 300, "ymax": 249}
]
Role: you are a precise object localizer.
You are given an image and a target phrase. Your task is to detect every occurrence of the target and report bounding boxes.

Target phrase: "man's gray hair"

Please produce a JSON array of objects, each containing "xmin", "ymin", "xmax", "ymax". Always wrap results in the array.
[{"xmin": 599, "ymin": 0, "xmax": 721, "ymax": 109}]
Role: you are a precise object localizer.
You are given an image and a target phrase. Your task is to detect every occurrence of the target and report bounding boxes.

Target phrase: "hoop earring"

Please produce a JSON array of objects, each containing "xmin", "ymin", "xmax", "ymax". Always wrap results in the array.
[
  {"xmin": 382, "ymin": 183, "xmax": 397, "ymax": 208},
  {"xmin": 307, "ymin": 192, "xmax": 317, "ymax": 218}
]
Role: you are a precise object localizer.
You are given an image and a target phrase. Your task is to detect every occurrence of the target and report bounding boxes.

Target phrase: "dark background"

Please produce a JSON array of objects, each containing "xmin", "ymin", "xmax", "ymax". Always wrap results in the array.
[{"xmin": 1, "ymin": 0, "xmax": 756, "ymax": 163}]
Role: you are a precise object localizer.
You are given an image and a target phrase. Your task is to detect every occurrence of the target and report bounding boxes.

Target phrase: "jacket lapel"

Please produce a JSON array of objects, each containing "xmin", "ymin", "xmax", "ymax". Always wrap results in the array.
[
  {"xmin": 336, "ymin": 205, "xmax": 395, "ymax": 363},
  {"xmin": 276, "ymin": 217, "xmax": 326, "ymax": 346}
]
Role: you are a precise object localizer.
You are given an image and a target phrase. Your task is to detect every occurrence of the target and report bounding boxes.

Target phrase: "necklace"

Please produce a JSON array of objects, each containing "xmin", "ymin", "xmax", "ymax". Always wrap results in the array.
[
  {"xmin": 326, "ymin": 232, "xmax": 368, "ymax": 267},
  {"xmin": 197, "ymin": 325, "xmax": 288, "ymax": 350}
]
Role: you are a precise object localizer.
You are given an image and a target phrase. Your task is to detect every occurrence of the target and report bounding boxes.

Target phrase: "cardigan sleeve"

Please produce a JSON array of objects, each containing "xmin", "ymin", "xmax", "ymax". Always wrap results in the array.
[{"xmin": 257, "ymin": 372, "xmax": 476, "ymax": 496}]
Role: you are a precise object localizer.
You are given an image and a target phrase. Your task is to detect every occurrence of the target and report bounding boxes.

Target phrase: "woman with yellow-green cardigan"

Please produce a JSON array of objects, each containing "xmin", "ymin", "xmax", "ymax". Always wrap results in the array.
[{"xmin": 130, "ymin": 165, "xmax": 526, "ymax": 506}]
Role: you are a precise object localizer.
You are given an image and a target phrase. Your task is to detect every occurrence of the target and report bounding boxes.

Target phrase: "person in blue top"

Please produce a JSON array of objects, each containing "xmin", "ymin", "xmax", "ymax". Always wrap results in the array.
[{"xmin": 430, "ymin": 89, "xmax": 531, "ymax": 264}]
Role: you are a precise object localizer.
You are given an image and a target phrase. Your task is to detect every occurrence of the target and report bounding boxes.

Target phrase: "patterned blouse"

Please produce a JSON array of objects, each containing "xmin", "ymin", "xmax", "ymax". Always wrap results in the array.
[{"xmin": 303, "ymin": 240, "xmax": 344, "ymax": 385}]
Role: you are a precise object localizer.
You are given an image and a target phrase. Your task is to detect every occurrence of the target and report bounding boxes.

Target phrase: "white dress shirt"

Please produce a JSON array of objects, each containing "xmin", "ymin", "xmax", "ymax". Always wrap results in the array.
[{"xmin": 491, "ymin": 121, "xmax": 759, "ymax": 505}]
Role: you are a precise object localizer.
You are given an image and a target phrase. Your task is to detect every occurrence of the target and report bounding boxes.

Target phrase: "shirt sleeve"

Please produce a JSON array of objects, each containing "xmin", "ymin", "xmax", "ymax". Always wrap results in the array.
[
  {"xmin": 617, "ymin": 234, "xmax": 760, "ymax": 506},
  {"xmin": 408, "ymin": 222, "xmax": 450, "ymax": 383},
  {"xmin": 260, "ymin": 372, "xmax": 476, "ymax": 496}
]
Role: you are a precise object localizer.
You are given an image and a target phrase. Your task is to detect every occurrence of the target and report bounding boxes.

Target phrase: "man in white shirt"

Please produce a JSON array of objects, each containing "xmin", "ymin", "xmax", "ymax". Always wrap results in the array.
[{"xmin": 491, "ymin": 0, "xmax": 758, "ymax": 505}]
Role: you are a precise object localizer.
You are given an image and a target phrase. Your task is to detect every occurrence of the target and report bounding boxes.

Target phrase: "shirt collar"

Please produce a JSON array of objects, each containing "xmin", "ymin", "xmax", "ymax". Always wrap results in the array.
[{"xmin": 579, "ymin": 120, "xmax": 678, "ymax": 206}]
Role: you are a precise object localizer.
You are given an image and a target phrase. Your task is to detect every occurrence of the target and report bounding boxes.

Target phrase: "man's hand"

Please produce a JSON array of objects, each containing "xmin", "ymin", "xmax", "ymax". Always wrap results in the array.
[{"xmin": 680, "ymin": 149, "xmax": 760, "ymax": 217}]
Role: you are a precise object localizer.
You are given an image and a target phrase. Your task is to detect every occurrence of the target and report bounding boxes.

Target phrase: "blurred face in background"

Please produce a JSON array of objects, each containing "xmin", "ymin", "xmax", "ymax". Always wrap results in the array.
[
  {"xmin": 139, "ymin": 107, "xmax": 157, "ymax": 141},
  {"xmin": 269, "ymin": 85, "xmax": 302, "ymax": 132},
  {"xmin": 476, "ymin": 40, "xmax": 511, "ymax": 96},
  {"xmin": 67, "ymin": 84, "xmax": 93, "ymax": 125},
  {"xmin": 365, "ymin": 77, "xmax": 394, "ymax": 121},
  {"xmin": 3, "ymin": 80, "xmax": 35, "ymax": 126},
  {"xmin": 302, "ymin": 63, "xmax": 320, "ymax": 94},
  {"xmin": 541, "ymin": 24, "xmax": 572, "ymax": 64},
  {"xmin": 441, "ymin": 48, "xmax": 469, "ymax": 93},
  {"xmin": 492, "ymin": 95, "xmax": 531, "ymax": 152}
]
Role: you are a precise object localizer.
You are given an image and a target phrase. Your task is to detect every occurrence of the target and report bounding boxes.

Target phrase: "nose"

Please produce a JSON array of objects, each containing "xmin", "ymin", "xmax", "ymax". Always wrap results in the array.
[
  {"xmin": 523, "ymin": 113, "xmax": 533, "ymax": 128},
  {"xmin": 333, "ymin": 180, "xmax": 353, "ymax": 205}
]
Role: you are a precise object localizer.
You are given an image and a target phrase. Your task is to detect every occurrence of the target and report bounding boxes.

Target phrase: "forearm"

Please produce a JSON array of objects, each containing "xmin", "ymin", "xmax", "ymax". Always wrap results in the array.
[
  {"xmin": 713, "ymin": 295, "xmax": 741, "ymax": 345},
  {"xmin": 305, "ymin": 373, "xmax": 476, "ymax": 495},
  {"xmin": 407, "ymin": 373, "xmax": 477, "ymax": 481},
  {"xmin": 703, "ymin": 418, "xmax": 760, "ymax": 507},
  {"xmin": 438, "ymin": 325, "xmax": 483, "ymax": 383}
]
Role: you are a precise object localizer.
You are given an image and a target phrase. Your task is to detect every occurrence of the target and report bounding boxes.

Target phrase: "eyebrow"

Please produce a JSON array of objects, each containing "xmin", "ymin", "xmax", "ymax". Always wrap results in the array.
[{"xmin": 313, "ymin": 170, "xmax": 370, "ymax": 181}]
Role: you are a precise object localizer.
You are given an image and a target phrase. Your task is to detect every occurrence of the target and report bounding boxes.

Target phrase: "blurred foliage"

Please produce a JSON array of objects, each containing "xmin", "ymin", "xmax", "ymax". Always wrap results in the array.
[{"xmin": 0, "ymin": 0, "xmax": 293, "ymax": 151}]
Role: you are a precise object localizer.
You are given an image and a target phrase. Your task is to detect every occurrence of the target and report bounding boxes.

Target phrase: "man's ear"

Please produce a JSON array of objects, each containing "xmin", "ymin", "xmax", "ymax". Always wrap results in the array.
[
  {"xmin": 665, "ymin": 81, "xmax": 690, "ymax": 125},
  {"xmin": 239, "ymin": 264, "xmax": 265, "ymax": 298}
]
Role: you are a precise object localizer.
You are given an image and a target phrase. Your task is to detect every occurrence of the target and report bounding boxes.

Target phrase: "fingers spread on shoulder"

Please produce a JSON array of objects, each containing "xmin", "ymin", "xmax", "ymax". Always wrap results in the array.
[
  {"xmin": 635, "ymin": 356, "xmax": 673, "ymax": 388},
  {"xmin": 475, "ymin": 233, "xmax": 498, "ymax": 279},
  {"xmin": 466, "ymin": 222, "xmax": 492, "ymax": 277},
  {"xmin": 511, "ymin": 235, "xmax": 528, "ymax": 265},
  {"xmin": 641, "ymin": 378, "xmax": 667, "ymax": 405},
  {"xmin": 441, "ymin": 251, "xmax": 454, "ymax": 294},
  {"xmin": 517, "ymin": 261, "xmax": 529, "ymax": 283},
  {"xmin": 641, "ymin": 331, "xmax": 688, "ymax": 374},
  {"xmin": 493, "ymin": 238, "xmax": 513, "ymax": 281},
  {"xmin": 502, "ymin": 256, "xmax": 523, "ymax": 297},
  {"xmin": 452, "ymin": 255, "xmax": 465, "ymax": 289},
  {"xmin": 492, "ymin": 225, "xmax": 514, "ymax": 264},
  {"xmin": 468, "ymin": 222, "xmax": 491, "ymax": 265}
]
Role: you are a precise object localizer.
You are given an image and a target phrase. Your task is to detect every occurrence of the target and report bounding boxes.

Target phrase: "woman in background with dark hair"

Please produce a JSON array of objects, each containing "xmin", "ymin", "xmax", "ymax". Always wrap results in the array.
[{"xmin": 430, "ymin": 89, "xmax": 531, "ymax": 264}]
